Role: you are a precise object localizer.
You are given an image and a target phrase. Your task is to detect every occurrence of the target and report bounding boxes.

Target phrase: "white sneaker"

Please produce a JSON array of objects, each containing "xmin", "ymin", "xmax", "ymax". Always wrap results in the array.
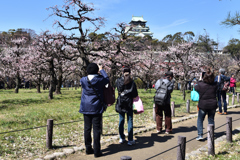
[
  {"xmin": 157, "ymin": 130, "xmax": 162, "ymax": 133},
  {"xmin": 196, "ymin": 135, "xmax": 204, "ymax": 141},
  {"xmin": 127, "ymin": 140, "xmax": 136, "ymax": 146},
  {"xmin": 119, "ymin": 138, "xmax": 126, "ymax": 144}
]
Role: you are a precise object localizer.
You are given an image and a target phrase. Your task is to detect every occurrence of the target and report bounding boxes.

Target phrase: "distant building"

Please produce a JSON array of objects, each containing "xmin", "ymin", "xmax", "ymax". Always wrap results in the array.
[{"xmin": 125, "ymin": 15, "xmax": 153, "ymax": 37}]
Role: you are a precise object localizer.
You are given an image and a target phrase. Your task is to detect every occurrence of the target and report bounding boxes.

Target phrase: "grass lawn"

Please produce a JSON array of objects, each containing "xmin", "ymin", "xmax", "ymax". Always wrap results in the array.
[
  {"xmin": 188, "ymin": 132, "xmax": 240, "ymax": 160},
  {"xmin": 0, "ymin": 88, "xmax": 239, "ymax": 159}
]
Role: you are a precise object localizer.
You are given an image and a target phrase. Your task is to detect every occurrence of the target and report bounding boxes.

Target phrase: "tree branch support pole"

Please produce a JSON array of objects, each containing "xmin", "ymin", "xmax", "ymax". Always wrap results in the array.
[
  {"xmin": 171, "ymin": 101, "xmax": 175, "ymax": 117},
  {"xmin": 46, "ymin": 119, "xmax": 53, "ymax": 149},
  {"xmin": 226, "ymin": 95, "xmax": 229, "ymax": 105},
  {"xmin": 177, "ymin": 136, "xmax": 186, "ymax": 160},
  {"xmin": 186, "ymin": 100, "xmax": 190, "ymax": 113},
  {"xmin": 121, "ymin": 156, "xmax": 132, "ymax": 160},
  {"xmin": 226, "ymin": 117, "xmax": 232, "ymax": 143},
  {"xmin": 237, "ymin": 93, "xmax": 239, "ymax": 103},
  {"xmin": 153, "ymin": 103, "xmax": 156, "ymax": 121},
  {"xmin": 232, "ymin": 95, "xmax": 235, "ymax": 105},
  {"xmin": 208, "ymin": 124, "xmax": 215, "ymax": 156}
]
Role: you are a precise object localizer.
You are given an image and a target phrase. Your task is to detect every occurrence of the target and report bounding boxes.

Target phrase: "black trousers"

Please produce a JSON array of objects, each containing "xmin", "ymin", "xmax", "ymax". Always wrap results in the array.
[{"xmin": 84, "ymin": 114, "xmax": 102, "ymax": 154}]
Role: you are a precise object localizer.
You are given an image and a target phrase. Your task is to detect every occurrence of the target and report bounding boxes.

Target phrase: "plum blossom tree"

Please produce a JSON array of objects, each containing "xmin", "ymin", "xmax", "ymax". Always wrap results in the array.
[
  {"xmin": 165, "ymin": 43, "xmax": 203, "ymax": 100},
  {"xmin": 47, "ymin": 0, "xmax": 106, "ymax": 76},
  {"xmin": 0, "ymin": 38, "xmax": 30, "ymax": 93}
]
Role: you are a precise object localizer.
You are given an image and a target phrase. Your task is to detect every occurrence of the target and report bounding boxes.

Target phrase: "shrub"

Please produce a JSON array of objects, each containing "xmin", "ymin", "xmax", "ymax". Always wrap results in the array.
[
  {"xmin": 134, "ymin": 78, "xmax": 144, "ymax": 89},
  {"xmin": 236, "ymin": 82, "xmax": 240, "ymax": 87}
]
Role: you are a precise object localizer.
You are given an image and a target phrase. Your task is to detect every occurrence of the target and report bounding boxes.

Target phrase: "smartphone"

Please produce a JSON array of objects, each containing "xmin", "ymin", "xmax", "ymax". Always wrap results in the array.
[{"xmin": 202, "ymin": 72, "xmax": 206, "ymax": 78}]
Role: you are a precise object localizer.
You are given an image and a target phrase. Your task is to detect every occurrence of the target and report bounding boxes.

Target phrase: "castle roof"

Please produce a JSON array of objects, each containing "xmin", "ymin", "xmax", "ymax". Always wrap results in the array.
[{"xmin": 131, "ymin": 16, "xmax": 147, "ymax": 22}]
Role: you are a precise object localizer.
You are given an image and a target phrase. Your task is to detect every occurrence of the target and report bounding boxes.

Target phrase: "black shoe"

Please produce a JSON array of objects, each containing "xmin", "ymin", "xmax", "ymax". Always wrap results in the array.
[
  {"xmin": 86, "ymin": 148, "xmax": 94, "ymax": 155},
  {"xmin": 94, "ymin": 152, "xmax": 103, "ymax": 158}
]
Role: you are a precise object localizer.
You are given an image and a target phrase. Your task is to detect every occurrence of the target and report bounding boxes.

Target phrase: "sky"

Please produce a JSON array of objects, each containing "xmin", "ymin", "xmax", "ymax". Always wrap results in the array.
[{"xmin": 0, "ymin": 0, "xmax": 240, "ymax": 49}]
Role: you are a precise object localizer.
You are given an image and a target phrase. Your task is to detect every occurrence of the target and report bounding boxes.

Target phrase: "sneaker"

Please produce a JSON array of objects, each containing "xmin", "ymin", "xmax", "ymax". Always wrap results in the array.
[
  {"xmin": 157, "ymin": 130, "xmax": 162, "ymax": 133},
  {"xmin": 127, "ymin": 140, "xmax": 136, "ymax": 146},
  {"xmin": 217, "ymin": 112, "xmax": 222, "ymax": 115},
  {"xmin": 196, "ymin": 135, "xmax": 204, "ymax": 141},
  {"xmin": 119, "ymin": 138, "xmax": 126, "ymax": 144},
  {"xmin": 224, "ymin": 112, "xmax": 227, "ymax": 115},
  {"xmin": 165, "ymin": 131, "xmax": 172, "ymax": 134}
]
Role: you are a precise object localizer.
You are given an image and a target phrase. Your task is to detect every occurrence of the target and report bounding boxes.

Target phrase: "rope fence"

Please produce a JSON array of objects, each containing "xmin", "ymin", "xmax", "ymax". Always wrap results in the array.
[
  {"xmin": 0, "ymin": 93, "xmax": 239, "ymax": 159},
  {"xmin": 143, "ymin": 117, "xmax": 240, "ymax": 160}
]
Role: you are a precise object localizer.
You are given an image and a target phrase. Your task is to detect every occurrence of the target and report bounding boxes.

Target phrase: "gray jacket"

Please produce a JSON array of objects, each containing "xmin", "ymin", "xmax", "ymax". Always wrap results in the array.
[{"xmin": 154, "ymin": 78, "xmax": 174, "ymax": 104}]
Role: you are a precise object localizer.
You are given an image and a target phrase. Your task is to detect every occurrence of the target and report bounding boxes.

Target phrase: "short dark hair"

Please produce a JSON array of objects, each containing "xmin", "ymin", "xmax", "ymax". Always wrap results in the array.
[
  {"xmin": 123, "ymin": 66, "xmax": 131, "ymax": 73},
  {"xmin": 203, "ymin": 68, "xmax": 215, "ymax": 84}
]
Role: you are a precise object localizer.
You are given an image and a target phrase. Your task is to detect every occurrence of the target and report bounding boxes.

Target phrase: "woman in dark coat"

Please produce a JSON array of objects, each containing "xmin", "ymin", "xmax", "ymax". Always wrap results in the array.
[
  {"xmin": 194, "ymin": 68, "xmax": 218, "ymax": 141},
  {"xmin": 79, "ymin": 63, "xmax": 109, "ymax": 157},
  {"xmin": 115, "ymin": 67, "xmax": 138, "ymax": 146}
]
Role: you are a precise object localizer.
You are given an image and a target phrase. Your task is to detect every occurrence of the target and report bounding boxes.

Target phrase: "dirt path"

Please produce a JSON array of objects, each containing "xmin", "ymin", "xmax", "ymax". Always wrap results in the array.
[{"xmin": 64, "ymin": 107, "xmax": 240, "ymax": 160}]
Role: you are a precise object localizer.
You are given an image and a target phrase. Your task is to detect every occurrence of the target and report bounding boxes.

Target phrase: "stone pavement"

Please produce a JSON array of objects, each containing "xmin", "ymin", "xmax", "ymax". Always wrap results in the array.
[{"xmin": 61, "ymin": 106, "xmax": 240, "ymax": 160}]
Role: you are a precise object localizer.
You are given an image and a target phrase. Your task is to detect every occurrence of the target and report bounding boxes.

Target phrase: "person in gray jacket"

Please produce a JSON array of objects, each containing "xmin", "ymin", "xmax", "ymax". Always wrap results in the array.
[{"xmin": 154, "ymin": 71, "xmax": 174, "ymax": 134}]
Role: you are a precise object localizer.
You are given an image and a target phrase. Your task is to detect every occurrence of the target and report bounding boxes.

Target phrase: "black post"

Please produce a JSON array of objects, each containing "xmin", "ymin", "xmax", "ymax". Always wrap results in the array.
[
  {"xmin": 208, "ymin": 124, "xmax": 215, "ymax": 156},
  {"xmin": 177, "ymin": 136, "xmax": 186, "ymax": 160},
  {"xmin": 46, "ymin": 119, "xmax": 53, "ymax": 149},
  {"xmin": 226, "ymin": 117, "xmax": 232, "ymax": 143}
]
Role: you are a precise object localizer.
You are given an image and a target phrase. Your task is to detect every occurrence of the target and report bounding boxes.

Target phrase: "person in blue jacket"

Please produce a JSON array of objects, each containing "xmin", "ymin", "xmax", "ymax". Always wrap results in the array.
[
  {"xmin": 79, "ymin": 63, "xmax": 109, "ymax": 158},
  {"xmin": 214, "ymin": 68, "xmax": 230, "ymax": 115}
]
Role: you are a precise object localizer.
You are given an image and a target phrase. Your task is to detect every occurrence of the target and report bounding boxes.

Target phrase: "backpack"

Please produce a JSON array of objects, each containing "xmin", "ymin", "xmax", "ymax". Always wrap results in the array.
[
  {"xmin": 115, "ymin": 80, "xmax": 134, "ymax": 113},
  {"xmin": 217, "ymin": 76, "xmax": 229, "ymax": 91},
  {"xmin": 154, "ymin": 79, "xmax": 171, "ymax": 106}
]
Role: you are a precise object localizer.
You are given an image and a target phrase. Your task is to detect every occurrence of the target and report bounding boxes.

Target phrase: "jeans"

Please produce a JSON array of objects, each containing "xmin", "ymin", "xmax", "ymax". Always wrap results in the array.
[
  {"xmin": 217, "ymin": 91, "xmax": 227, "ymax": 113},
  {"xmin": 197, "ymin": 109, "xmax": 216, "ymax": 136},
  {"xmin": 84, "ymin": 114, "xmax": 102, "ymax": 155},
  {"xmin": 230, "ymin": 87, "xmax": 235, "ymax": 94},
  {"xmin": 119, "ymin": 110, "xmax": 133, "ymax": 141}
]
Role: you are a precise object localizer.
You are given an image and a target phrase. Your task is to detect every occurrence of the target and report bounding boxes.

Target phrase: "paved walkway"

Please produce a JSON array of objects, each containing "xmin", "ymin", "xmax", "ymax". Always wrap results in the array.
[{"xmin": 64, "ymin": 107, "xmax": 240, "ymax": 160}]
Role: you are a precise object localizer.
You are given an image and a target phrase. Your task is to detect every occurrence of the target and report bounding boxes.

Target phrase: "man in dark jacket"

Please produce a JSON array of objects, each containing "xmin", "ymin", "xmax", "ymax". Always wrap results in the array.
[
  {"xmin": 214, "ymin": 68, "xmax": 230, "ymax": 115},
  {"xmin": 79, "ymin": 63, "xmax": 109, "ymax": 157},
  {"xmin": 154, "ymin": 71, "xmax": 174, "ymax": 134}
]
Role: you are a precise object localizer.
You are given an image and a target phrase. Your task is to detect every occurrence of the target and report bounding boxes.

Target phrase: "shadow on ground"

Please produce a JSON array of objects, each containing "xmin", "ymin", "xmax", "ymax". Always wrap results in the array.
[{"xmin": 101, "ymin": 126, "xmax": 197, "ymax": 157}]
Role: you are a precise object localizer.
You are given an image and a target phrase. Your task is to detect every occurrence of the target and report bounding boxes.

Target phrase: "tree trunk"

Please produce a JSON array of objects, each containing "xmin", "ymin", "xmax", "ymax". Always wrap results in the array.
[
  {"xmin": 43, "ymin": 82, "xmax": 46, "ymax": 90},
  {"xmin": 182, "ymin": 83, "xmax": 186, "ymax": 101},
  {"xmin": 48, "ymin": 60, "xmax": 56, "ymax": 99},
  {"xmin": 15, "ymin": 73, "xmax": 20, "ymax": 93},
  {"xmin": 79, "ymin": 46, "xmax": 90, "ymax": 77},
  {"xmin": 37, "ymin": 84, "xmax": 41, "ymax": 93},
  {"xmin": 55, "ymin": 66, "xmax": 63, "ymax": 94},
  {"xmin": 49, "ymin": 81, "xmax": 54, "ymax": 99},
  {"xmin": 109, "ymin": 64, "xmax": 118, "ymax": 88}
]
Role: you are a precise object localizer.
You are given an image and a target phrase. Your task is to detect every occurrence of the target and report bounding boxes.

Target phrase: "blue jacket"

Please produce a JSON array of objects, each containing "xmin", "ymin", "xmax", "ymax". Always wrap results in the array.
[
  {"xmin": 79, "ymin": 70, "xmax": 109, "ymax": 114},
  {"xmin": 214, "ymin": 74, "xmax": 230, "ymax": 92},
  {"xmin": 214, "ymin": 74, "xmax": 230, "ymax": 83}
]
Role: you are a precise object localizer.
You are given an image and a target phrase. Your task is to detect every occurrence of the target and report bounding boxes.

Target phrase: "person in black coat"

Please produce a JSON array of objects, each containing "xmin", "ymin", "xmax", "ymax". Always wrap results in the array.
[{"xmin": 194, "ymin": 68, "xmax": 218, "ymax": 141}]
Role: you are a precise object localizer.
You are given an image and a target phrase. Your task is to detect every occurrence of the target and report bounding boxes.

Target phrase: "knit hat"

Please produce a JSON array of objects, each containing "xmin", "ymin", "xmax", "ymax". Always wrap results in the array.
[
  {"xmin": 87, "ymin": 63, "xmax": 99, "ymax": 74},
  {"xmin": 219, "ymin": 68, "xmax": 225, "ymax": 75},
  {"xmin": 165, "ymin": 71, "xmax": 173, "ymax": 77}
]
